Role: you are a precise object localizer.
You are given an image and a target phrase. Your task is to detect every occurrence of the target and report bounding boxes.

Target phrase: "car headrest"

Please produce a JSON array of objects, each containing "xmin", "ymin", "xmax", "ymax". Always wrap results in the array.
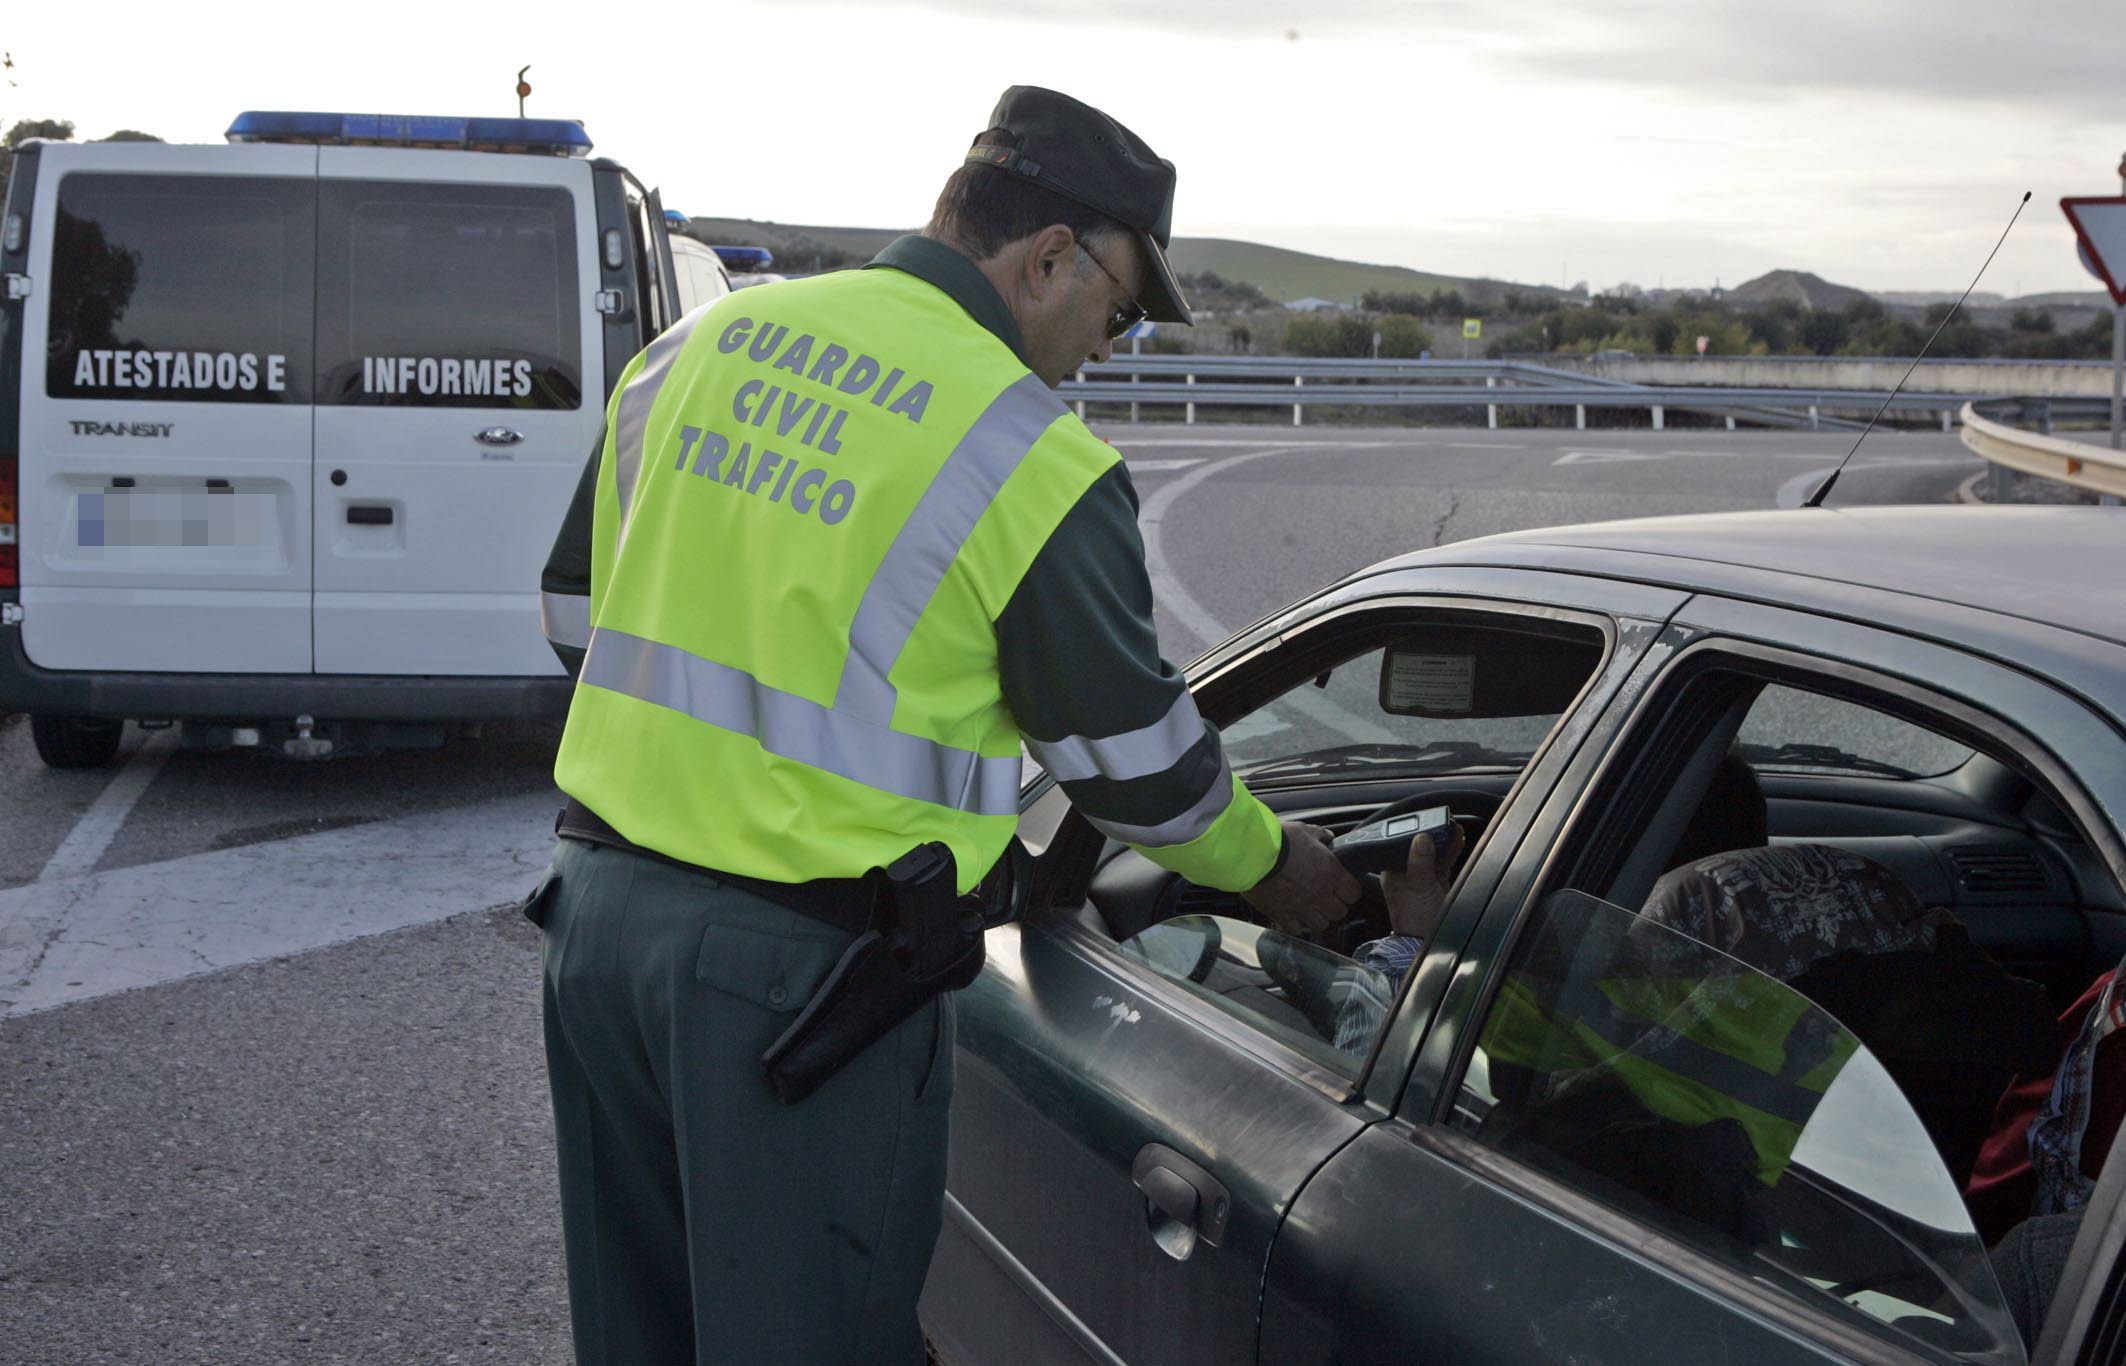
[{"xmin": 1640, "ymin": 843, "xmax": 1947, "ymax": 983}]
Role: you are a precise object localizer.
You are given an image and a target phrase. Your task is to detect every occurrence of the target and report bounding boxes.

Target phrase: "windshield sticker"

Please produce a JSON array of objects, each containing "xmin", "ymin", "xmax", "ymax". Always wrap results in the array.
[{"xmin": 1386, "ymin": 653, "xmax": 1476, "ymax": 714}]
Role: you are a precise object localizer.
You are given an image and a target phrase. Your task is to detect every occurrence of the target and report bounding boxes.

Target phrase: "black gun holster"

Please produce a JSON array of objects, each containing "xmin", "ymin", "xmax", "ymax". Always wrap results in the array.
[{"xmin": 759, "ymin": 842, "xmax": 986, "ymax": 1106}]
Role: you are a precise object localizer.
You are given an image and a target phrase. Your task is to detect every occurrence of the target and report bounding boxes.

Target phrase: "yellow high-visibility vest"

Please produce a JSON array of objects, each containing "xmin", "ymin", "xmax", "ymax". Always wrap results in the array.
[{"xmin": 556, "ymin": 267, "xmax": 1278, "ymax": 893}]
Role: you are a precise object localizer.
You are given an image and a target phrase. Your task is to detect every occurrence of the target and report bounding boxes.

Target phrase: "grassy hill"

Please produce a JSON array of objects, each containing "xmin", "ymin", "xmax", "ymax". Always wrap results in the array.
[
  {"xmin": 681, "ymin": 216, "xmax": 1571, "ymax": 306},
  {"xmin": 1164, "ymin": 238, "xmax": 1569, "ymax": 305},
  {"xmin": 681, "ymin": 217, "xmax": 903, "ymax": 270}
]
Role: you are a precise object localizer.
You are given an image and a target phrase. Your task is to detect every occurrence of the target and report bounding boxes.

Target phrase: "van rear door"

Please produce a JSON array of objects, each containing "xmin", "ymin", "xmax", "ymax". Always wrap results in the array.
[
  {"xmin": 18, "ymin": 142, "xmax": 317, "ymax": 673},
  {"xmin": 311, "ymin": 149, "xmax": 599, "ymax": 676}
]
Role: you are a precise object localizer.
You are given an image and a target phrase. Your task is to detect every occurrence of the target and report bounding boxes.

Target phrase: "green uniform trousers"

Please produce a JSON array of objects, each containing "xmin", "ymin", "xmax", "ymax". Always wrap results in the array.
[{"xmin": 534, "ymin": 837, "xmax": 955, "ymax": 1365}]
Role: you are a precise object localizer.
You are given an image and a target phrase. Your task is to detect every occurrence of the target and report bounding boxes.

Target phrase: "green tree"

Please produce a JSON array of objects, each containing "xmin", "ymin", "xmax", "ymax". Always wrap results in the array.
[
  {"xmin": 1840, "ymin": 314, "xmax": 1925, "ymax": 357},
  {"xmin": 1360, "ymin": 289, "xmax": 1430, "ymax": 316},
  {"xmin": 1182, "ymin": 270, "xmax": 1270, "ymax": 311},
  {"xmin": 1, "ymin": 117, "xmax": 75, "ymax": 203},
  {"xmin": 1670, "ymin": 312, "xmax": 1750, "ymax": 356},
  {"xmin": 1282, "ymin": 314, "xmax": 1372, "ymax": 357},
  {"xmin": 1375, "ymin": 313, "xmax": 1432, "ymax": 358},
  {"xmin": 1798, "ymin": 309, "xmax": 1849, "ymax": 355}
]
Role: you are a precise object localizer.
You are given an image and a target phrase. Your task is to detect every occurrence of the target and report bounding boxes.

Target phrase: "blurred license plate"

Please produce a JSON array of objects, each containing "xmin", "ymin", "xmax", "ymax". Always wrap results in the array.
[{"xmin": 78, "ymin": 490, "xmax": 272, "ymax": 548}]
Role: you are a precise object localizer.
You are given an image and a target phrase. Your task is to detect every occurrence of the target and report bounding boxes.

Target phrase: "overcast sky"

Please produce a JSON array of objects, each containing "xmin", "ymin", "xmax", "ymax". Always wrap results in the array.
[{"xmin": 8, "ymin": 0, "xmax": 2122, "ymax": 297}]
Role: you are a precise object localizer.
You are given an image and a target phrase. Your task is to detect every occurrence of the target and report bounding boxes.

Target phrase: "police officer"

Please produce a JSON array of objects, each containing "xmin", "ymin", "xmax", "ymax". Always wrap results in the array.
[{"xmin": 530, "ymin": 86, "xmax": 1361, "ymax": 1364}]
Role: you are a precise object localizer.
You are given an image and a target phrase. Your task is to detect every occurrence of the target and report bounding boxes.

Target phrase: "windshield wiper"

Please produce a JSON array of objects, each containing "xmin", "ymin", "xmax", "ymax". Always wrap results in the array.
[
  {"xmin": 1235, "ymin": 740, "xmax": 1529, "ymax": 783},
  {"xmin": 1736, "ymin": 742, "xmax": 1916, "ymax": 780}
]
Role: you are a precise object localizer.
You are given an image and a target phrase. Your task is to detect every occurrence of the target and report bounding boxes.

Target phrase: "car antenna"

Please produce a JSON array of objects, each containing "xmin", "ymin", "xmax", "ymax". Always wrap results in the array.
[{"xmin": 1800, "ymin": 190, "xmax": 2031, "ymax": 509}]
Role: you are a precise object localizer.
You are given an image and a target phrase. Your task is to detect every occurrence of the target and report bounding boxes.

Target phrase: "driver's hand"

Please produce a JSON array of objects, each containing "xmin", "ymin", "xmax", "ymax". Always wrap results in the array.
[
  {"xmin": 1382, "ymin": 819, "xmax": 1466, "ymax": 941},
  {"xmin": 1243, "ymin": 821, "xmax": 1361, "ymax": 936}
]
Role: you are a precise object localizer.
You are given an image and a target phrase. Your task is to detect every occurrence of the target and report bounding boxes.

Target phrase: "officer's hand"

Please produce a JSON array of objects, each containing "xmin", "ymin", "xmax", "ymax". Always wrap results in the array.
[
  {"xmin": 1243, "ymin": 821, "xmax": 1361, "ymax": 936},
  {"xmin": 1381, "ymin": 819, "xmax": 1466, "ymax": 941}
]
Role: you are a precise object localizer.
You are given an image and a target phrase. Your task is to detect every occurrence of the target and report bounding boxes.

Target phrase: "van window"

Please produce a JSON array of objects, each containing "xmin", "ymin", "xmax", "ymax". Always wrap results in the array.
[
  {"xmin": 316, "ymin": 181, "xmax": 581, "ymax": 410},
  {"xmin": 46, "ymin": 173, "xmax": 315, "ymax": 404}
]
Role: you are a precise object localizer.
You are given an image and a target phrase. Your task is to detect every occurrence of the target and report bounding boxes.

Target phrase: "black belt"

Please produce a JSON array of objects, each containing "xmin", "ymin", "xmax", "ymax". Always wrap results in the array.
[{"xmin": 555, "ymin": 798, "xmax": 876, "ymax": 934}]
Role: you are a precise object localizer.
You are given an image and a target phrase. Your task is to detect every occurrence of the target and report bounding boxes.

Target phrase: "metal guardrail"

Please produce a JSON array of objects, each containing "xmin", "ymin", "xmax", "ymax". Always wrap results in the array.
[
  {"xmin": 1525, "ymin": 354, "xmax": 2126, "ymax": 372},
  {"xmin": 1960, "ymin": 399, "xmax": 2126, "ymax": 499},
  {"xmin": 1063, "ymin": 356, "xmax": 1971, "ymax": 431}
]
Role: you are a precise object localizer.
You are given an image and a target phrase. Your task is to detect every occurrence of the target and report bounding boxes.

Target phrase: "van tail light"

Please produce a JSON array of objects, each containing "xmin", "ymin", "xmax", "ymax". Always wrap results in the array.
[{"xmin": 0, "ymin": 456, "xmax": 16, "ymax": 589}]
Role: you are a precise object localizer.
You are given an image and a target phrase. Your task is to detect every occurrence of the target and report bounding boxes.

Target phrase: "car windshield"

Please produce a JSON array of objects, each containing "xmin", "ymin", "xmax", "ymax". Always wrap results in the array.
[
  {"xmin": 1218, "ymin": 635, "xmax": 1591, "ymax": 785},
  {"xmin": 1233, "ymin": 738, "xmax": 1534, "ymax": 783}
]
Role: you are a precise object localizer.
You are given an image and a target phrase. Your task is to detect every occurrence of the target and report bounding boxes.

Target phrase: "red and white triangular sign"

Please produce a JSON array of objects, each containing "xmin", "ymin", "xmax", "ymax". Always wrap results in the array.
[{"xmin": 2062, "ymin": 196, "xmax": 2126, "ymax": 306}]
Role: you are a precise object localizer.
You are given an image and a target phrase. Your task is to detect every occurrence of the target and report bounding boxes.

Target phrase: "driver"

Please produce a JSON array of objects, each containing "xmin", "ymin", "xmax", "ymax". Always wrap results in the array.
[{"xmin": 1260, "ymin": 821, "xmax": 1467, "ymax": 1057}]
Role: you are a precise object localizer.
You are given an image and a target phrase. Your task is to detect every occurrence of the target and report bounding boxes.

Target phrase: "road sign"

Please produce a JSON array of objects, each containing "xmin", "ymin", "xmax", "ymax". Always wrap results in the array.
[
  {"xmin": 2062, "ymin": 197, "xmax": 2126, "ymax": 306},
  {"xmin": 1462, "ymin": 318, "xmax": 1481, "ymax": 340}
]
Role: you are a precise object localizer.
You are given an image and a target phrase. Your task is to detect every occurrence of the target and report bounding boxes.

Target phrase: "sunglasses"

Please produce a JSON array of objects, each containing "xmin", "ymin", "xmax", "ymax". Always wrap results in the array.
[{"xmin": 1077, "ymin": 240, "xmax": 1150, "ymax": 341}]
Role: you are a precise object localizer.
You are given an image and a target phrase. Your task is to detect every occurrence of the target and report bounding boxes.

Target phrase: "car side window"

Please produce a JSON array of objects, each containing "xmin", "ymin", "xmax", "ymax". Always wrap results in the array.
[
  {"xmin": 1451, "ymin": 889, "xmax": 2024, "ymax": 1362},
  {"xmin": 1122, "ymin": 915, "xmax": 1394, "ymax": 1072},
  {"xmin": 1220, "ymin": 621, "xmax": 1602, "ymax": 784},
  {"xmin": 1102, "ymin": 609, "xmax": 1611, "ymax": 1075}
]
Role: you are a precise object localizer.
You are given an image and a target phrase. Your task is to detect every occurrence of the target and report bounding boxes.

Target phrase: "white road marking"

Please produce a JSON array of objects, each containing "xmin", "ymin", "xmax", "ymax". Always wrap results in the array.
[
  {"xmin": 1553, "ymin": 449, "xmax": 1666, "ymax": 465},
  {"xmin": 1125, "ymin": 459, "xmax": 1205, "ymax": 472},
  {"xmin": 1441, "ymin": 442, "xmax": 1529, "ymax": 451},
  {"xmin": 1101, "ymin": 436, "xmax": 1412, "ymax": 449},
  {"xmin": 1138, "ymin": 445, "xmax": 1402, "ymax": 746},
  {"xmin": 0, "ymin": 789, "xmax": 557, "ymax": 1018},
  {"xmin": 1553, "ymin": 448, "xmax": 1833, "ymax": 466},
  {"xmin": 38, "ymin": 727, "xmax": 180, "ymax": 882}
]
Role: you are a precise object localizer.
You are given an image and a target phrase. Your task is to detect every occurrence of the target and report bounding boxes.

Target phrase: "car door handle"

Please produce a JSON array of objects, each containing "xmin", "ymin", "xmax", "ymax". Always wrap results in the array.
[
  {"xmin": 346, "ymin": 505, "xmax": 394, "ymax": 526},
  {"xmin": 475, "ymin": 427, "xmax": 524, "ymax": 446},
  {"xmin": 1132, "ymin": 1143, "xmax": 1231, "ymax": 1261},
  {"xmin": 1140, "ymin": 1165, "xmax": 1197, "ymax": 1225}
]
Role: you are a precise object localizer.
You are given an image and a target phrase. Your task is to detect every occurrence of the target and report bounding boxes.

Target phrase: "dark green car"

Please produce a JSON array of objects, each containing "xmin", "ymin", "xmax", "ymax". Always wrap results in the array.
[{"xmin": 921, "ymin": 505, "xmax": 2126, "ymax": 1366}]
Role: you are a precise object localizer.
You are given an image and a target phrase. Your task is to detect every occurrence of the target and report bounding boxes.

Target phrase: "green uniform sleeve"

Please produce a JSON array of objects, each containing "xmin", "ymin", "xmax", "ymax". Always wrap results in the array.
[
  {"xmin": 996, "ymin": 463, "xmax": 1282, "ymax": 892},
  {"xmin": 539, "ymin": 430, "xmax": 602, "ymax": 677}
]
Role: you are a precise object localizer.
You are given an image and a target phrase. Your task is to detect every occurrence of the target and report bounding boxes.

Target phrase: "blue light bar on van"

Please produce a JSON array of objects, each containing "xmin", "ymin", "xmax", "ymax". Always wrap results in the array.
[
  {"xmin": 225, "ymin": 111, "xmax": 593, "ymax": 157},
  {"xmin": 714, "ymin": 245, "xmax": 775, "ymax": 271},
  {"xmin": 663, "ymin": 209, "xmax": 690, "ymax": 229}
]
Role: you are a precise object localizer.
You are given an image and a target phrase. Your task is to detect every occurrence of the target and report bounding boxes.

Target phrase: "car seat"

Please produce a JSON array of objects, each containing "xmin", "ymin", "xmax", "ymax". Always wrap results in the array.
[{"xmin": 1642, "ymin": 843, "xmax": 2054, "ymax": 1188}]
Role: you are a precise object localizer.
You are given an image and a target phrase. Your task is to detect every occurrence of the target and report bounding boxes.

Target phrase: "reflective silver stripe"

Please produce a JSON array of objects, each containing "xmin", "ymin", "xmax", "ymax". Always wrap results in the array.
[
  {"xmin": 611, "ymin": 311, "xmax": 709, "ymax": 527},
  {"xmin": 580, "ymin": 628, "xmax": 1021, "ymax": 816},
  {"xmin": 1025, "ymin": 690, "xmax": 1208, "ymax": 784},
  {"xmin": 540, "ymin": 590, "xmax": 591, "ymax": 651},
  {"xmin": 1082, "ymin": 757, "xmax": 1237, "ymax": 849},
  {"xmin": 835, "ymin": 372, "xmax": 1066, "ymax": 720}
]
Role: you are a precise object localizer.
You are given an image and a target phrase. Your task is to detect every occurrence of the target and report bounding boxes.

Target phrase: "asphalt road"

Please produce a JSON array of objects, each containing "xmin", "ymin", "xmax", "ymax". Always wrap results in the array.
[{"xmin": 0, "ymin": 422, "xmax": 1983, "ymax": 1363}]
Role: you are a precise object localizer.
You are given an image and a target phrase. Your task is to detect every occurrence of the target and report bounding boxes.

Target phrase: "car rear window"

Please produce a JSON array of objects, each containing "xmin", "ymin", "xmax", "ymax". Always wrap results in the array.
[
  {"xmin": 316, "ymin": 180, "xmax": 581, "ymax": 410},
  {"xmin": 45, "ymin": 173, "xmax": 315, "ymax": 404}
]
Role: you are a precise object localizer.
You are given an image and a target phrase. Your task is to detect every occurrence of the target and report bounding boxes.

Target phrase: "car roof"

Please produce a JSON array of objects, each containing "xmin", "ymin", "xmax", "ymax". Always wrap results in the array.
[{"xmin": 1378, "ymin": 505, "xmax": 2126, "ymax": 649}]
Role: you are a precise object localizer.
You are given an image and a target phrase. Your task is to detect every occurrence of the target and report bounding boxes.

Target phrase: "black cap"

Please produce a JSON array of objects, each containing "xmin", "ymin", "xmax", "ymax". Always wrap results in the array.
[{"xmin": 965, "ymin": 86, "xmax": 1190, "ymax": 325}]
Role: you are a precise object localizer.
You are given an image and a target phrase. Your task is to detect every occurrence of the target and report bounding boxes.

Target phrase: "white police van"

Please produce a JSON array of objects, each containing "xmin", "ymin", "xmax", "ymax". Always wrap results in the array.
[{"xmin": 0, "ymin": 111, "xmax": 692, "ymax": 766}]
